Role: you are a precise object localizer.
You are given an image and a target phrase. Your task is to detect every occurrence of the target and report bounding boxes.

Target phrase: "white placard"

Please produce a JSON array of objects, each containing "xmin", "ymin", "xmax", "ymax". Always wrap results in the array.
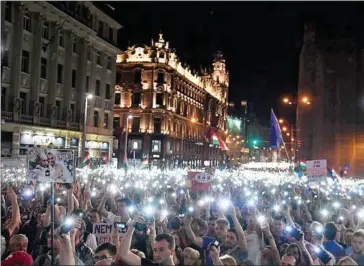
[
  {"xmin": 27, "ymin": 148, "xmax": 75, "ymax": 183},
  {"xmin": 306, "ymin": 159, "xmax": 327, "ymax": 177}
]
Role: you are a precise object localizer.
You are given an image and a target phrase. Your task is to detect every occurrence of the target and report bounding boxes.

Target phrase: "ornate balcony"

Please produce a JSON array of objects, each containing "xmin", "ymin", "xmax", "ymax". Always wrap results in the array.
[
  {"xmin": 20, "ymin": 114, "xmax": 33, "ymax": 124},
  {"xmin": 39, "ymin": 117, "xmax": 51, "ymax": 126},
  {"xmin": 1, "ymin": 111, "xmax": 13, "ymax": 122}
]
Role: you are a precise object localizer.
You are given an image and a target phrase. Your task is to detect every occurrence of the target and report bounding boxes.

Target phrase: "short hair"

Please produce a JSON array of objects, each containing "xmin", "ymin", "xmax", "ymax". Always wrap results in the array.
[
  {"xmin": 324, "ymin": 222, "xmax": 337, "ymax": 241},
  {"xmin": 170, "ymin": 217, "xmax": 181, "ymax": 231},
  {"xmin": 220, "ymin": 254, "xmax": 237, "ymax": 266},
  {"xmin": 95, "ymin": 243, "xmax": 117, "ymax": 256},
  {"xmin": 352, "ymin": 229, "xmax": 364, "ymax": 240},
  {"xmin": 90, "ymin": 208, "xmax": 100, "ymax": 214},
  {"xmin": 228, "ymin": 228, "xmax": 238, "ymax": 238},
  {"xmin": 155, "ymin": 233, "xmax": 175, "ymax": 250},
  {"xmin": 337, "ymin": 256, "xmax": 358, "ymax": 266},
  {"xmin": 216, "ymin": 218, "xmax": 230, "ymax": 229},
  {"xmin": 116, "ymin": 198, "xmax": 132, "ymax": 206},
  {"xmin": 208, "ymin": 216, "xmax": 218, "ymax": 222}
]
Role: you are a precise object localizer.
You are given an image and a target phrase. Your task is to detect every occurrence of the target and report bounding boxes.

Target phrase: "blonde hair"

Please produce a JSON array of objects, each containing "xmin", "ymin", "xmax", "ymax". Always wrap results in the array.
[
  {"xmin": 183, "ymin": 247, "xmax": 200, "ymax": 266},
  {"xmin": 9, "ymin": 234, "xmax": 28, "ymax": 252},
  {"xmin": 220, "ymin": 255, "xmax": 237, "ymax": 266},
  {"xmin": 337, "ymin": 256, "xmax": 358, "ymax": 266}
]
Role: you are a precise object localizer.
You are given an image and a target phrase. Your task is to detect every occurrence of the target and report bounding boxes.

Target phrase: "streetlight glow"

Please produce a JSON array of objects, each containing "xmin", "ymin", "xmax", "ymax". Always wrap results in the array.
[
  {"xmin": 302, "ymin": 97, "xmax": 308, "ymax": 103},
  {"xmin": 283, "ymin": 98, "xmax": 289, "ymax": 103},
  {"xmin": 127, "ymin": 115, "xmax": 133, "ymax": 119},
  {"xmin": 86, "ymin": 94, "xmax": 93, "ymax": 99},
  {"xmin": 286, "ymin": 133, "xmax": 290, "ymax": 136},
  {"xmin": 282, "ymin": 126, "xmax": 287, "ymax": 132},
  {"xmin": 191, "ymin": 117, "xmax": 196, "ymax": 123},
  {"xmin": 278, "ymin": 119, "xmax": 284, "ymax": 124}
]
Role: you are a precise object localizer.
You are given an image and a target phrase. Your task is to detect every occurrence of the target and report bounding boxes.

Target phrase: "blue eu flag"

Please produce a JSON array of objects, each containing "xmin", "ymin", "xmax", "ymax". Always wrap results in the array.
[{"xmin": 269, "ymin": 109, "xmax": 284, "ymax": 149}]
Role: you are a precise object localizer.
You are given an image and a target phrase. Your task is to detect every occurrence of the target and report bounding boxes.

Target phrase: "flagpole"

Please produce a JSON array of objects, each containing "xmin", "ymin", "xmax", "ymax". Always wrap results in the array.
[{"xmin": 282, "ymin": 140, "xmax": 291, "ymax": 163}]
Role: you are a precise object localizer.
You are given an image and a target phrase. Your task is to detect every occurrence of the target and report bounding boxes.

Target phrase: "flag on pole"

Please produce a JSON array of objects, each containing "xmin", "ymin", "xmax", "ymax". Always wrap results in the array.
[
  {"xmin": 205, "ymin": 128, "xmax": 229, "ymax": 151},
  {"xmin": 79, "ymin": 154, "xmax": 90, "ymax": 169},
  {"xmin": 269, "ymin": 109, "xmax": 284, "ymax": 149},
  {"xmin": 123, "ymin": 153, "xmax": 128, "ymax": 172}
]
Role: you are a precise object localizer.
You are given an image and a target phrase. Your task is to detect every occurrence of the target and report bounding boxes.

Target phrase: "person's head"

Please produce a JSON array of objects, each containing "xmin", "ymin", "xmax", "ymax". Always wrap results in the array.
[
  {"xmin": 89, "ymin": 209, "xmax": 101, "ymax": 224},
  {"xmin": 324, "ymin": 222, "xmax": 337, "ymax": 241},
  {"xmin": 191, "ymin": 218, "xmax": 208, "ymax": 237},
  {"xmin": 272, "ymin": 216, "xmax": 285, "ymax": 236},
  {"xmin": 182, "ymin": 247, "xmax": 200, "ymax": 266},
  {"xmin": 351, "ymin": 229, "xmax": 364, "ymax": 254},
  {"xmin": 344, "ymin": 228, "xmax": 354, "ymax": 245},
  {"xmin": 247, "ymin": 214, "xmax": 257, "ymax": 230},
  {"xmin": 220, "ymin": 254, "xmax": 237, "ymax": 266},
  {"xmin": 225, "ymin": 228, "xmax": 239, "ymax": 249},
  {"xmin": 94, "ymin": 243, "xmax": 117, "ymax": 262},
  {"xmin": 36, "ymin": 152, "xmax": 48, "ymax": 167},
  {"xmin": 47, "ymin": 151, "xmax": 57, "ymax": 167},
  {"xmin": 153, "ymin": 233, "xmax": 175, "ymax": 265},
  {"xmin": 208, "ymin": 216, "xmax": 217, "ymax": 234},
  {"xmin": 73, "ymin": 219, "xmax": 87, "ymax": 246},
  {"xmin": 170, "ymin": 217, "xmax": 181, "ymax": 232},
  {"xmin": 281, "ymin": 252, "xmax": 297, "ymax": 266},
  {"xmin": 310, "ymin": 221, "xmax": 324, "ymax": 243},
  {"xmin": 285, "ymin": 243, "xmax": 300, "ymax": 263},
  {"xmin": 336, "ymin": 256, "xmax": 358, "ymax": 266},
  {"xmin": 279, "ymin": 243, "xmax": 289, "ymax": 257},
  {"xmin": 215, "ymin": 218, "xmax": 230, "ymax": 241},
  {"xmin": 9, "ymin": 234, "xmax": 28, "ymax": 253},
  {"xmin": 116, "ymin": 198, "xmax": 132, "ymax": 216}
]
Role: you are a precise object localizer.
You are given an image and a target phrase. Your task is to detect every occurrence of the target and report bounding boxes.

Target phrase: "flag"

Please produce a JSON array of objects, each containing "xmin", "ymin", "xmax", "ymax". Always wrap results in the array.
[
  {"xmin": 269, "ymin": 109, "xmax": 284, "ymax": 149},
  {"xmin": 205, "ymin": 128, "xmax": 229, "ymax": 151},
  {"xmin": 79, "ymin": 155, "xmax": 90, "ymax": 169},
  {"xmin": 141, "ymin": 158, "xmax": 148, "ymax": 169}
]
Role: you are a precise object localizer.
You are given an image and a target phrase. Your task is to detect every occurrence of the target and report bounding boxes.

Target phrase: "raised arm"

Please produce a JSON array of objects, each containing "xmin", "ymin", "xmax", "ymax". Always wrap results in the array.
[
  {"xmin": 184, "ymin": 216, "xmax": 203, "ymax": 248},
  {"xmin": 97, "ymin": 194, "xmax": 109, "ymax": 218},
  {"xmin": 5, "ymin": 188, "xmax": 20, "ymax": 236},
  {"xmin": 229, "ymin": 206, "xmax": 247, "ymax": 251},
  {"xmin": 115, "ymin": 216, "xmax": 142, "ymax": 266}
]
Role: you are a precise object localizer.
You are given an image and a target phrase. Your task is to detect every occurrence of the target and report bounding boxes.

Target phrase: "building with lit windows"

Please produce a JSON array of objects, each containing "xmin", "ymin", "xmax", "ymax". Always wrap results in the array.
[
  {"xmin": 113, "ymin": 34, "xmax": 229, "ymax": 168},
  {"xmin": 297, "ymin": 23, "xmax": 364, "ymax": 176},
  {"xmin": 1, "ymin": 1, "xmax": 121, "ymax": 161}
]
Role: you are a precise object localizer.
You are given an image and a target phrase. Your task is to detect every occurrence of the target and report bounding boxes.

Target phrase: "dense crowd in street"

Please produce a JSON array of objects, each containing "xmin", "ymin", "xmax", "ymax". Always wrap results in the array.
[{"xmin": 1, "ymin": 166, "xmax": 364, "ymax": 266}]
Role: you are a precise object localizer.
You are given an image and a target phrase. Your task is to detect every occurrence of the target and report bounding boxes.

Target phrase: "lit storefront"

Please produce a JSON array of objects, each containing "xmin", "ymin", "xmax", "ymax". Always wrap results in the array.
[{"xmin": 85, "ymin": 141, "xmax": 110, "ymax": 163}]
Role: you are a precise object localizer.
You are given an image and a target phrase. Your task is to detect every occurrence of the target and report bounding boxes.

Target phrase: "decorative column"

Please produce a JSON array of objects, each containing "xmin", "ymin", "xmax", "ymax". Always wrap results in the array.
[
  {"xmin": 30, "ymin": 13, "xmax": 44, "ymax": 124},
  {"xmin": 10, "ymin": 3, "xmax": 25, "ymax": 122}
]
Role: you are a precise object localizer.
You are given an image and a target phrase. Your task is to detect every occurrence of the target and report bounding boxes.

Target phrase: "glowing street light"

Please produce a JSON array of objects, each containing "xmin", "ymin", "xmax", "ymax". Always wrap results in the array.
[
  {"xmin": 283, "ymin": 98, "xmax": 289, "ymax": 104},
  {"xmin": 282, "ymin": 126, "xmax": 287, "ymax": 132},
  {"xmin": 191, "ymin": 117, "xmax": 197, "ymax": 123},
  {"xmin": 286, "ymin": 133, "xmax": 290, "ymax": 136},
  {"xmin": 279, "ymin": 119, "xmax": 284, "ymax": 124}
]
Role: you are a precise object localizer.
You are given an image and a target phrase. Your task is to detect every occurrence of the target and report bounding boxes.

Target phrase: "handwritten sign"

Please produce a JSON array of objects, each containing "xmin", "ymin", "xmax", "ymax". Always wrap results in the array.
[
  {"xmin": 306, "ymin": 160, "xmax": 327, "ymax": 178},
  {"xmin": 92, "ymin": 223, "xmax": 123, "ymax": 245}
]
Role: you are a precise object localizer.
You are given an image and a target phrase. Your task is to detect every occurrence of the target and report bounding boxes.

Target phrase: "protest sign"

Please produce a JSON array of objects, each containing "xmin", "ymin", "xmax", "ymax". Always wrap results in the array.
[
  {"xmin": 27, "ymin": 148, "xmax": 75, "ymax": 183},
  {"xmin": 186, "ymin": 171, "xmax": 212, "ymax": 191},
  {"xmin": 306, "ymin": 159, "xmax": 327, "ymax": 178},
  {"xmin": 92, "ymin": 223, "xmax": 123, "ymax": 245}
]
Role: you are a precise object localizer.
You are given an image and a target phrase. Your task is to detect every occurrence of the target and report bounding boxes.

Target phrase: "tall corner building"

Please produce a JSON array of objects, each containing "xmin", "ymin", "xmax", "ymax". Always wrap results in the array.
[
  {"xmin": 113, "ymin": 34, "xmax": 229, "ymax": 168},
  {"xmin": 297, "ymin": 23, "xmax": 364, "ymax": 176},
  {"xmin": 1, "ymin": 1, "xmax": 122, "ymax": 161}
]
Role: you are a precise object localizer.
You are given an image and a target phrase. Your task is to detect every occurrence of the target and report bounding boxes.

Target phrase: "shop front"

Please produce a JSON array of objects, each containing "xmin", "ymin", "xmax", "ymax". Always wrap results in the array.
[
  {"xmin": 19, "ymin": 132, "xmax": 70, "ymax": 155},
  {"xmin": 85, "ymin": 141, "xmax": 110, "ymax": 164}
]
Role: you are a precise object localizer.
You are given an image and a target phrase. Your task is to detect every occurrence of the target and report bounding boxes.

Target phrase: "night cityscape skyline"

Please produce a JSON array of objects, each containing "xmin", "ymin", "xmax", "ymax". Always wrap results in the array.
[{"xmin": 102, "ymin": 1, "xmax": 364, "ymax": 121}]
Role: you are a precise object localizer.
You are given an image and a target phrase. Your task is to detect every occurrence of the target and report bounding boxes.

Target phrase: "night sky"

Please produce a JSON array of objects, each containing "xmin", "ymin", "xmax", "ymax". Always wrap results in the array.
[{"xmin": 98, "ymin": 1, "xmax": 363, "ymax": 122}]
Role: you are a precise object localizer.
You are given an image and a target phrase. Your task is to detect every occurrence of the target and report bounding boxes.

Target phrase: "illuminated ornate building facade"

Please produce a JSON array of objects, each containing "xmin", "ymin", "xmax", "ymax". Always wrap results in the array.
[
  {"xmin": 113, "ymin": 34, "xmax": 229, "ymax": 168},
  {"xmin": 1, "ymin": 1, "xmax": 121, "ymax": 161}
]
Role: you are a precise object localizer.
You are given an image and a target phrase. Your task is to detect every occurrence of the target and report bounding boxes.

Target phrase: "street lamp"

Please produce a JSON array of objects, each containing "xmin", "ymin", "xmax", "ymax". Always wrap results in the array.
[
  {"xmin": 278, "ymin": 119, "xmax": 284, "ymax": 124},
  {"xmin": 81, "ymin": 94, "xmax": 93, "ymax": 162},
  {"xmin": 124, "ymin": 115, "xmax": 133, "ymax": 166},
  {"xmin": 282, "ymin": 126, "xmax": 287, "ymax": 132},
  {"xmin": 283, "ymin": 97, "xmax": 289, "ymax": 104}
]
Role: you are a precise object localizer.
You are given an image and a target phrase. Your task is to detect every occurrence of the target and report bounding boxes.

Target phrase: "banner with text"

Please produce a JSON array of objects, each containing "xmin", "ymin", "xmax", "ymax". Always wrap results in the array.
[
  {"xmin": 92, "ymin": 223, "xmax": 123, "ymax": 245},
  {"xmin": 306, "ymin": 159, "xmax": 327, "ymax": 178},
  {"xmin": 186, "ymin": 171, "xmax": 212, "ymax": 191}
]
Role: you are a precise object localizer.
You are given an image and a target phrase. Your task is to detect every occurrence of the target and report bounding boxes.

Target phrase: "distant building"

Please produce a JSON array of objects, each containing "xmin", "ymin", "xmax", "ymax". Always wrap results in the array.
[
  {"xmin": 1, "ymin": 1, "xmax": 121, "ymax": 160},
  {"xmin": 297, "ymin": 23, "xmax": 364, "ymax": 176},
  {"xmin": 113, "ymin": 34, "xmax": 229, "ymax": 168}
]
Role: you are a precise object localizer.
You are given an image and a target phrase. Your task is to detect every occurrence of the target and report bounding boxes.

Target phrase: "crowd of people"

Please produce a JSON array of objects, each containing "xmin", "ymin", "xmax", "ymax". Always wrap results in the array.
[{"xmin": 1, "ymin": 166, "xmax": 364, "ymax": 266}]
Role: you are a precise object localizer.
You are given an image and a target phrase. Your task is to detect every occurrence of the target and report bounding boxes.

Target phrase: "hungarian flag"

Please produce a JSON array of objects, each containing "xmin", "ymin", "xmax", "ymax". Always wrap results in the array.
[
  {"xmin": 205, "ymin": 128, "xmax": 228, "ymax": 151},
  {"xmin": 79, "ymin": 155, "xmax": 91, "ymax": 169}
]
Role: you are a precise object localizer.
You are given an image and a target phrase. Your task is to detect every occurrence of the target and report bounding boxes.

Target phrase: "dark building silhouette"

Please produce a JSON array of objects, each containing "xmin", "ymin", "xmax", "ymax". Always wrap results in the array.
[{"xmin": 297, "ymin": 23, "xmax": 364, "ymax": 176}]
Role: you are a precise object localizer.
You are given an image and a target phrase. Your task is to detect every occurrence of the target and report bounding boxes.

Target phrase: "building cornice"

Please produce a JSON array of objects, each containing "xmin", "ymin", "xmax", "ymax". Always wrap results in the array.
[{"xmin": 85, "ymin": 1, "xmax": 122, "ymax": 29}]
